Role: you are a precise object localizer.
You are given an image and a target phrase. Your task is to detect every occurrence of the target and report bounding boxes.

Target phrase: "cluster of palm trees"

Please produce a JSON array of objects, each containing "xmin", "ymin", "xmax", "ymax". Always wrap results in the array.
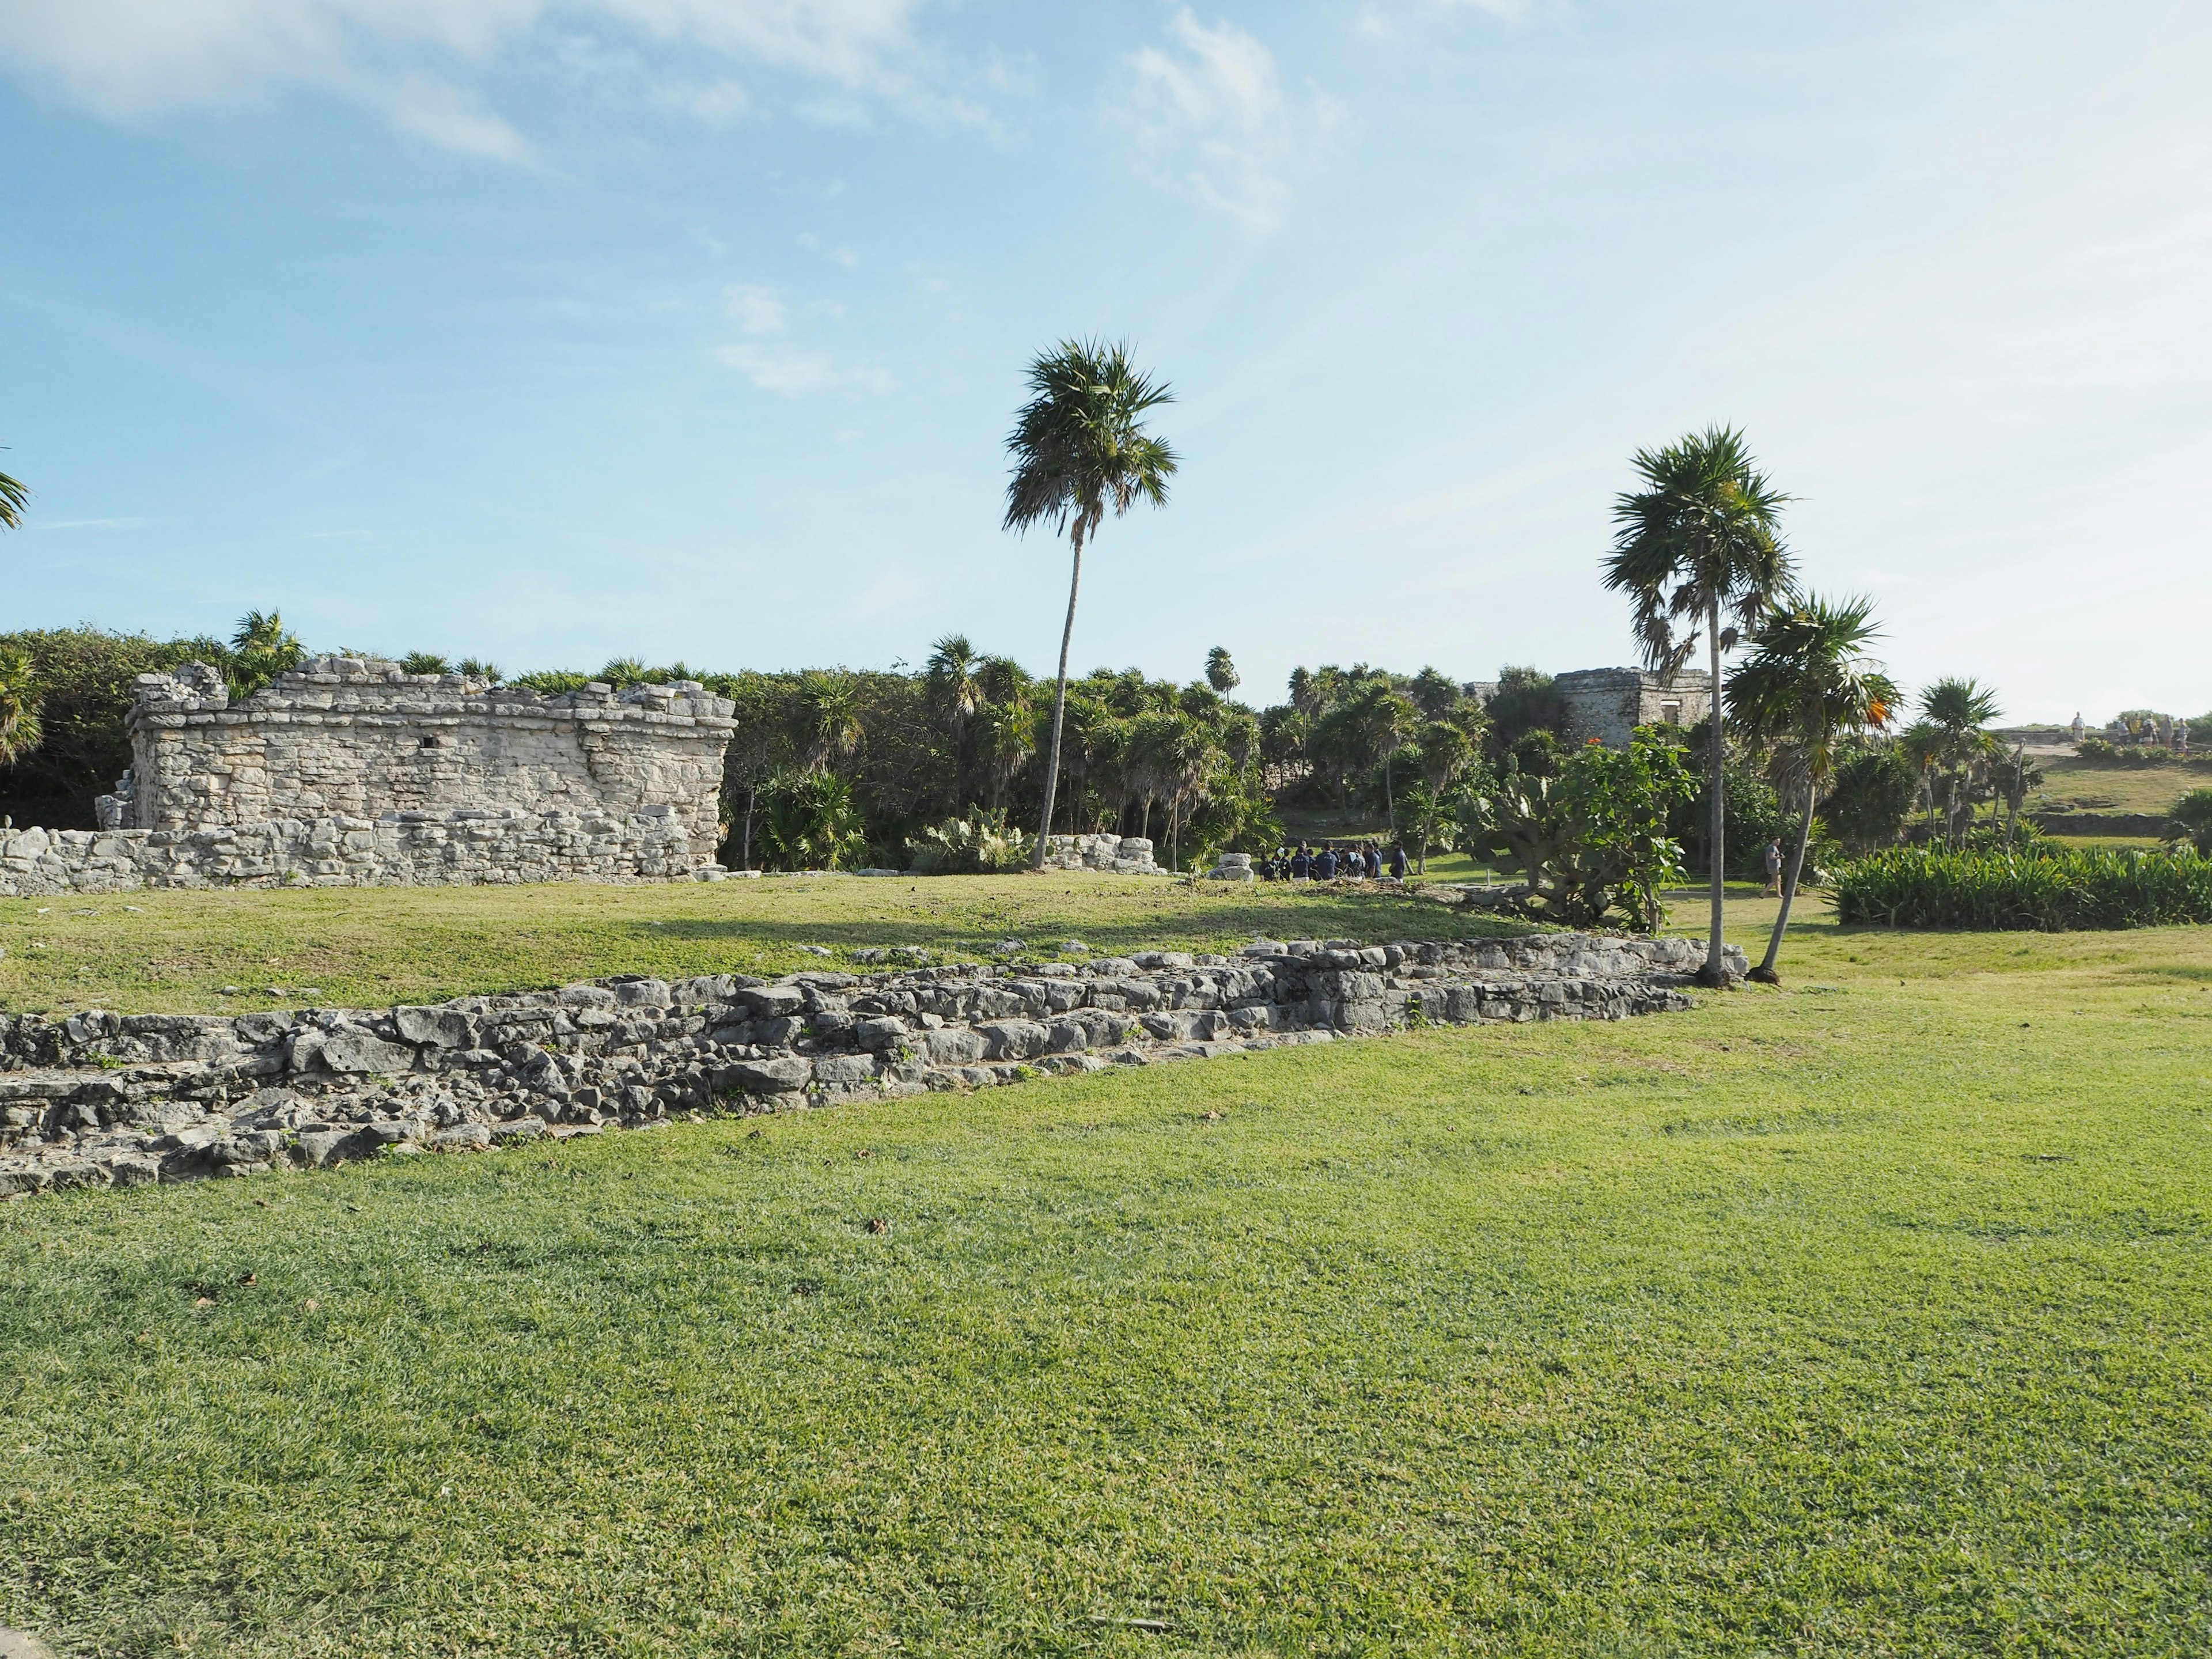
[
  {"xmin": 1896, "ymin": 677, "xmax": 2041, "ymax": 845},
  {"xmin": 1260, "ymin": 665, "xmax": 1483, "ymax": 865}
]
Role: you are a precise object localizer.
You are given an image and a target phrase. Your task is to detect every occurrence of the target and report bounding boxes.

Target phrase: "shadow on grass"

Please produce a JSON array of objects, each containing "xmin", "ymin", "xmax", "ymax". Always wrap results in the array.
[{"xmin": 635, "ymin": 893, "xmax": 1533, "ymax": 955}]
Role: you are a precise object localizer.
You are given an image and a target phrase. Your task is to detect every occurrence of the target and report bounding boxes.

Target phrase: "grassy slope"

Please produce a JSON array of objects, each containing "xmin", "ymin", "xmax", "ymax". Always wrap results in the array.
[
  {"xmin": 0, "ymin": 876, "xmax": 1527, "ymax": 1017},
  {"xmin": 2032, "ymin": 757, "xmax": 2203, "ymax": 817},
  {"xmin": 3, "ymin": 896, "xmax": 2210, "ymax": 1657}
]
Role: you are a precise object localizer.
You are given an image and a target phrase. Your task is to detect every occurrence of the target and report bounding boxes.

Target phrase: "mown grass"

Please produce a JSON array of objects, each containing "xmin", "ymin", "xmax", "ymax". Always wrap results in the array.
[
  {"xmin": 3, "ymin": 895, "xmax": 2209, "ymax": 1656},
  {"xmin": 0, "ymin": 875, "xmax": 1524, "ymax": 1017}
]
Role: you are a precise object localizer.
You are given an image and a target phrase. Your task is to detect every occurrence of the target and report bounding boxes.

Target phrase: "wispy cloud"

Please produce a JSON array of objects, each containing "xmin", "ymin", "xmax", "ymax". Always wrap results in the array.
[
  {"xmin": 36, "ymin": 516, "xmax": 150, "ymax": 531},
  {"xmin": 0, "ymin": 0, "xmax": 957, "ymax": 161},
  {"xmin": 716, "ymin": 281, "xmax": 888, "ymax": 396},
  {"xmin": 1118, "ymin": 11, "xmax": 1342, "ymax": 233}
]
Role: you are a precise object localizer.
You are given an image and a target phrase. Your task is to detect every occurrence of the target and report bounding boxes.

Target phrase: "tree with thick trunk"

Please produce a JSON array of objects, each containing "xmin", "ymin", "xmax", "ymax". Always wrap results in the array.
[
  {"xmin": 1002, "ymin": 342, "xmax": 1178, "ymax": 869},
  {"xmin": 1603, "ymin": 427, "xmax": 1796, "ymax": 987}
]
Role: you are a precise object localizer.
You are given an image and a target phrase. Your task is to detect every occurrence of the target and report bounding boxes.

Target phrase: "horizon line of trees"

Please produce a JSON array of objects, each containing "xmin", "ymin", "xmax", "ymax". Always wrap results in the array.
[{"xmin": 1, "ymin": 611, "xmax": 2074, "ymax": 881}]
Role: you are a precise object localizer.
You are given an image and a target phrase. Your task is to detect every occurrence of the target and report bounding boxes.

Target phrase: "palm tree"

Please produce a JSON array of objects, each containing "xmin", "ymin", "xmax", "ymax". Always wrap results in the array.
[
  {"xmin": 1205, "ymin": 646, "xmax": 1240, "ymax": 695},
  {"xmin": 0, "ymin": 446, "xmax": 27, "ymax": 531},
  {"xmin": 228, "ymin": 610, "xmax": 305, "ymax": 698},
  {"xmin": 1414, "ymin": 719, "xmax": 1474, "ymax": 873},
  {"xmin": 0, "ymin": 646, "xmax": 41, "ymax": 766},
  {"xmin": 1003, "ymin": 340, "xmax": 1179, "ymax": 865},
  {"xmin": 925, "ymin": 634, "xmax": 984, "ymax": 807},
  {"xmin": 1603, "ymin": 426, "xmax": 1796, "ymax": 986},
  {"xmin": 1726, "ymin": 595, "xmax": 1897, "ymax": 983},
  {"xmin": 1918, "ymin": 676, "xmax": 2001, "ymax": 846},
  {"xmin": 1361, "ymin": 685, "xmax": 1419, "ymax": 837},
  {"xmin": 797, "ymin": 671, "xmax": 863, "ymax": 773}
]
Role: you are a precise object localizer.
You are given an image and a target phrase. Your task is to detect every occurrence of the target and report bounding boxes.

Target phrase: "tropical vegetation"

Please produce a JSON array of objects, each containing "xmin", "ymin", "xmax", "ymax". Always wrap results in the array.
[
  {"xmin": 1725, "ymin": 594, "xmax": 1897, "ymax": 981},
  {"xmin": 1832, "ymin": 842, "xmax": 2212, "ymax": 930},
  {"xmin": 1001, "ymin": 340, "xmax": 1179, "ymax": 869},
  {"xmin": 1603, "ymin": 425, "xmax": 1796, "ymax": 984}
]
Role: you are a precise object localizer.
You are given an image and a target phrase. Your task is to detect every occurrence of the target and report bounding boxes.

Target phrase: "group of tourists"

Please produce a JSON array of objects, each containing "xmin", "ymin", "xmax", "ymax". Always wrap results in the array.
[{"xmin": 1257, "ymin": 841, "xmax": 1410, "ymax": 881}]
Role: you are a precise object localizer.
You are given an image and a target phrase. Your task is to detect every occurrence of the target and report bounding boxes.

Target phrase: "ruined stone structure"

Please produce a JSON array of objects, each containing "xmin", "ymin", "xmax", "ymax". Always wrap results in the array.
[
  {"xmin": 0, "ymin": 930, "xmax": 1737, "ymax": 1195},
  {"xmin": 1552, "ymin": 668, "xmax": 1712, "ymax": 748},
  {"xmin": 0, "ymin": 657, "xmax": 743, "ymax": 896},
  {"xmin": 105, "ymin": 657, "xmax": 736, "ymax": 846}
]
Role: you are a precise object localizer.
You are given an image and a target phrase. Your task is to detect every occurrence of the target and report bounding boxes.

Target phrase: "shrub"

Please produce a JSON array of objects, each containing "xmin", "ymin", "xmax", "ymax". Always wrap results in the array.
[
  {"xmin": 754, "ymin": 771, "xmax": 868, "ymax": 870},
  {"xmin": 1452, "ymin": 728, "xmax": 1693, "ymax": 932},
  {"xmin": 2169, "ymin": 789, "xmax": 2212, "ymax": 856},
  {"xmin": 905, "ymin": 810, "xmax": 1034, "ymax": 874},
  {"xmin": 1832, "ymin": 844, "xmax": 2212, "ymax": 930}
]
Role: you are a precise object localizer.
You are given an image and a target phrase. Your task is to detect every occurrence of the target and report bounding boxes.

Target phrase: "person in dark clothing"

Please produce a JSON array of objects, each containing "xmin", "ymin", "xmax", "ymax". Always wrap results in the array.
[
  {"xmin": 1365, "ymin": 844, "xmax": 1382, "ymax": 878},
  {"xmin": 1290, "ymin": 844, "xmax": 1310, "ymax": 880},
  {"xmin": 1389, "ymin": 843, "xmax": 1408, "ymax": 877},
  {"xmin": 1314, "ymin": 846, "xmax": 1338, "ymax": 879}
]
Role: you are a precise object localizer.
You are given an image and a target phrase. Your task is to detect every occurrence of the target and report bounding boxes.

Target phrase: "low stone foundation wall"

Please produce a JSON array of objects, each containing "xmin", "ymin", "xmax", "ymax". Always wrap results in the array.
[
  {"xmin": 0, "ymin": 932, "xmax": 1740, "ymax": 1196},
  {"xmin": 0, "ymin": 809, "xmax": 713, "ymax": 899}
]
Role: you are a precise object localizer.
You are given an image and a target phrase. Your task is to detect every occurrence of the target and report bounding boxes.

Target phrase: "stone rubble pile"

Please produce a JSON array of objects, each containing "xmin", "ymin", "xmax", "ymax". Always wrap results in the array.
[
  {"xmin": 0, "ymin": 931, "xmax": 1740, "ymax": 1198},
  {"xmin": 1040, "ymin": 834, "xmax": 1160, "ymax": 874}
]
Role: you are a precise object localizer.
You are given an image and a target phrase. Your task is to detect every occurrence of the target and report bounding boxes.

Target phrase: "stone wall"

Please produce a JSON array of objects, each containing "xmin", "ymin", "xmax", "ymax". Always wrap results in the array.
[
  {"xmin": 0, "ymin": 931, "xmax": 1734, "ymax": 1194},
  {"xmin": 1554, "ymin": 668, "xmax": 1713, "ymax": 748},
  {"xmin": 0, "ymin": 809, "xmax": 717, "ymax": 899},
  {"xmin": 112, "ymin": 658, "xmax": 737, "ymax": 849}
]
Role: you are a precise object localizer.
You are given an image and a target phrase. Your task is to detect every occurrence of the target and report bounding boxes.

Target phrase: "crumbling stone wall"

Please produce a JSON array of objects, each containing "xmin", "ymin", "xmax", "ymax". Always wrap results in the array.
[
  {"xmin": 0, "ymin": 931, "xmax": 1738, "ymax": 1194},
  {"xmin": 111, "ymin": 658, "xmax": 736, "ymax": 849}
]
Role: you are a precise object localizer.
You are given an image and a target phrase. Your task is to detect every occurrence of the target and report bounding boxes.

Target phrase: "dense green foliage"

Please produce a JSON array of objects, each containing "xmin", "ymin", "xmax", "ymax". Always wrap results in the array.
[
  {"xmin": 1833, "ymin": 844, "xmax": 2212, "ymax": 930},
  {"xmin": 2166, "ymin": 787, "xmax": 2212, "ymax": 855},
  {"xmin": 5, "ymin": 909, "xmax": 2209, "ymax": 1655},
  {"xmin": 1451, "ymin": 729, "xmax": 1693, "ymax": 930},
  {"xmin": 0, "ymin": 626, "xmax": 229, "ymax": 826}
]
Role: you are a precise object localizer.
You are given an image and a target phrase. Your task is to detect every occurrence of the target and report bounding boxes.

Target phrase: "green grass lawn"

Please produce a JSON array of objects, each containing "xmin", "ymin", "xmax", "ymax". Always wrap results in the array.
[
  {"xmin": 2032, "ymin": 757, "xmax": 2205, "ymax": 817},
  {"xmin": 3, "ymin": 887, "xmax": 2210, "ymax": 1656},
  {"xmin": 0, "ymin": 874, "xmax": 1523, "ymax": 1017}
]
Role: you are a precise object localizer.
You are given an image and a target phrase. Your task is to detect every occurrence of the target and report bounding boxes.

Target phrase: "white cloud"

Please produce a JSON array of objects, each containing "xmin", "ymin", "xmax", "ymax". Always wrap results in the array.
[
  {"xmin": 0, "ymin": 0, "xmax": 935, "ymax": 160},
  {"xmin": 724, "ymin": 283, "xmax": 786, "ymax": 334},
  {"xmin": 717, "ymin": 340, "xmax": 891, "ymax": 396},
  {"xmin": 1119, "ymin": 11, "xmax": 1341, "ymax": 232}
]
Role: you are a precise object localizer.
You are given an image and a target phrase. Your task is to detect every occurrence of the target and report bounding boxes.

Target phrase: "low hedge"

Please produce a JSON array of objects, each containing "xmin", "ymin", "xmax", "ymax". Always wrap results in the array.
[{"xmin": 1832, "ymin": 845, "xmax": 2212, "ymax": 931}]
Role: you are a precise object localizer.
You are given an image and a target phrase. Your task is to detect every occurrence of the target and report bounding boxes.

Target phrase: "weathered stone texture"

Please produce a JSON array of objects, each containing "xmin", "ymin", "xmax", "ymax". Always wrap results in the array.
[
  {"xmin": 0, "ymin": 931, "xmax": 1741, "ymax": 1196},
  {"xmin": 0, "ymin": 809, "xmax": 713, "ymax": 899},
  {"xmin": 1553, "ymin": 668, "xmax": 1713, "ymax": 748},
  {"xmin": 112, "ymin": 657, "xmax": 736, "ymax": 848}
]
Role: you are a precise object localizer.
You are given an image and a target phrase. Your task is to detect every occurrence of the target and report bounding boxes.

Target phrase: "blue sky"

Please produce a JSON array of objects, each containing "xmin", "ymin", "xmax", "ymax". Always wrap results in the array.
[{"xmin": 2, "ymin": 1, "xmax": 2207, "ymax": 722}]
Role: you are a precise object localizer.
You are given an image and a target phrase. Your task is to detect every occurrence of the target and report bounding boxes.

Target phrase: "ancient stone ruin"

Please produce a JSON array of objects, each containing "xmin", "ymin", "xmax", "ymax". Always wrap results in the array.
[
  {"xmin": 1, "ymin": 658, "xmax": 738, "ymax": 896},
  {"xmin": 0, "ymin": 931, "xmax": 1739, "ymax": 1195},
  {"xmin": 1553, "ymin": 668, "xmax": 1713, "ymax": 748}
]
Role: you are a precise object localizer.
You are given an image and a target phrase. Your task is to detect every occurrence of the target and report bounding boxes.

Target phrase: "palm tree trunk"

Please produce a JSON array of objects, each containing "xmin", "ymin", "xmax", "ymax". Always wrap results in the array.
[
  {"xmin": 741, "ymin": 782, "xmax": 757, "ymax": 872},
  {"xmin": 1031, "ymin": 521, "xmax": 1085, "ymax": 869},
  {"xmin": 1701, "ymin": 605, "xmax": 1729, "ymax": 986},
  {"xmin": 1383, "ymin": 752, "xmax": 1394, "ymax": 837},
  {"xmin": 1751, "ymin": 778, "xmax": 1817, "ymax": 983}
]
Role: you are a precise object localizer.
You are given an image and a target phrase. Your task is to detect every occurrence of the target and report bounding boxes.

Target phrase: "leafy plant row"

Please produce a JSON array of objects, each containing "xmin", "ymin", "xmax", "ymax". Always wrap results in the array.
[{"xmin": 1832, "ymin": 844, "xmax": 2212, "ymax": 931}]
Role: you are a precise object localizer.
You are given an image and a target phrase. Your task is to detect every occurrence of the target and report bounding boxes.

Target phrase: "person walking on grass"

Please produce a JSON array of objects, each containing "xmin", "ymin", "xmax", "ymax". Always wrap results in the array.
[{"xmin": 1762, "ymin": 835, "xmax": 1785, "ymax": 897}]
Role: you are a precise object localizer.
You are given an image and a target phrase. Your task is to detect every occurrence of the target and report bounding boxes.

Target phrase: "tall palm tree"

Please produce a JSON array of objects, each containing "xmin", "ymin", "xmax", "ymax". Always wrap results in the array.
[
  {"xmin": 1603, "ymin": 426, "xmax": 1796, "ymax": 986},
  {"xmin": 1003, "ymin": 340, "xmax": 1178, "ymax": 865},
  {"xmin": 1726, "ymin": 595, "xmax": 1897, "ymax": 983},
  {"xmin": 1205, "ymin": 646, "xmax": 1240, "ymax": 695}
]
